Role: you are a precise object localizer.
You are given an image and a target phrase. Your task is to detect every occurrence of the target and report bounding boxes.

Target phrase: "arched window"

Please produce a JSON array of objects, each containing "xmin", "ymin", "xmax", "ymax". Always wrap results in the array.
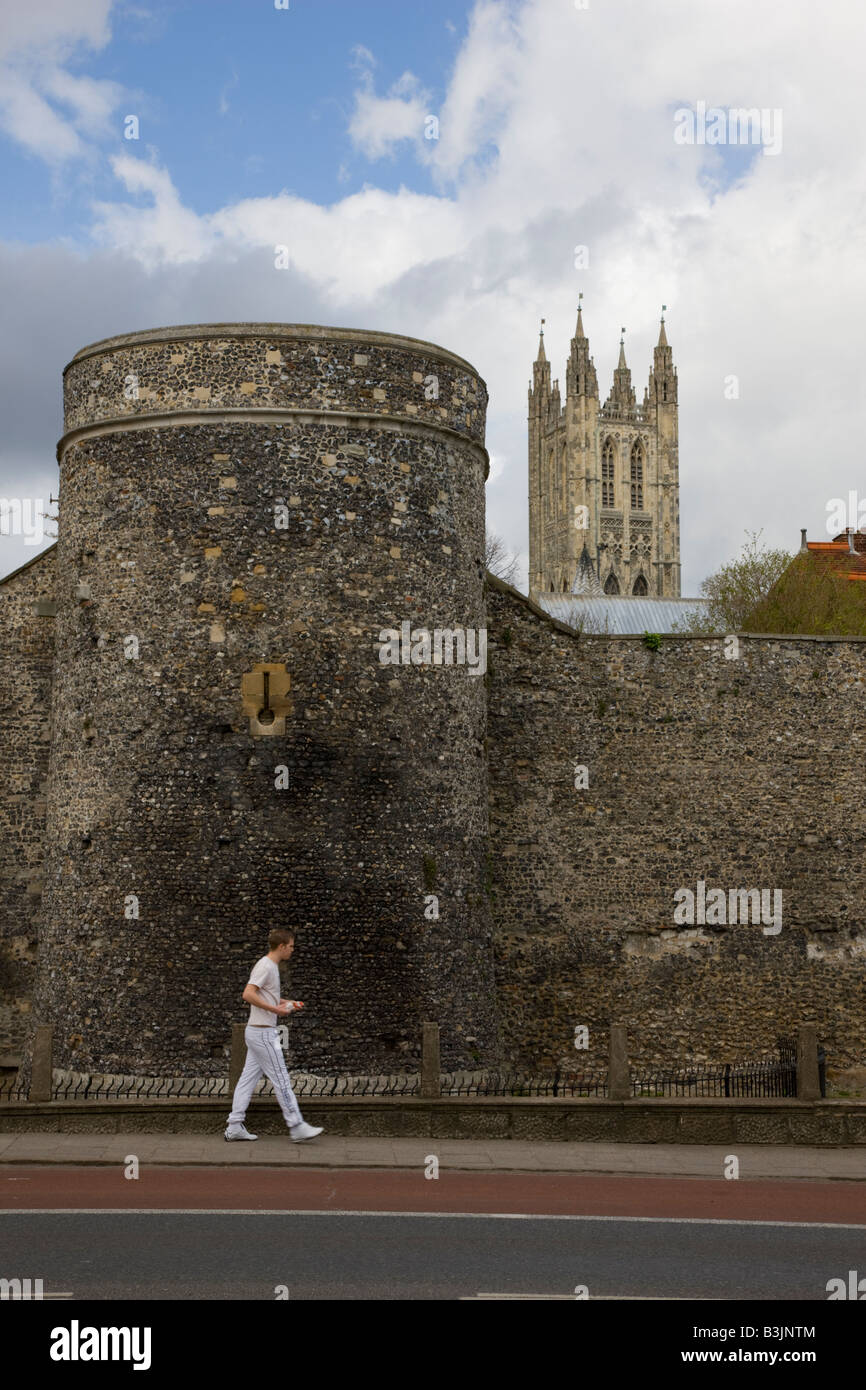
[
  {"xmin": 630, "ymin": 441, "xmax": 644, "ymax": 509},
  {"xmin": 604, "ymin": 573, "xmax": 620, "ymax": 595},
  {"xmin": 632, "ymin": 574, "xmax": 648, "ymax": 595},
  {"xmin": 601, "ymin": 439, "xmax": 615, "ymax": 507}
]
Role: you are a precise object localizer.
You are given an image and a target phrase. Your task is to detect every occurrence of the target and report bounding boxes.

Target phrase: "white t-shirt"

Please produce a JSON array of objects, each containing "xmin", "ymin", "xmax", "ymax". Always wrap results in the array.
[{"xmin": 247, "ymin": 955, "xmax": 281, "ymax": 1026}]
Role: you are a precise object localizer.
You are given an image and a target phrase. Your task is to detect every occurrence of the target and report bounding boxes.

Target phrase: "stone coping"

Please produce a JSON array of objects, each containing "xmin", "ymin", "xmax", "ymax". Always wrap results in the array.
[
  {"xmin": 0, "ymin": 542, "xmax": 57, "ymax": 589},
  {"xmin": 56, "ymin": 407, "xmax": 491, "ymax": 475},
  {"xmin": 64, "ymin": 323, "xmax": 484, "ymax": 379},
  {"xmin": 2, "ymin": 1097, "xmax": 864, "ymax": 1145}
]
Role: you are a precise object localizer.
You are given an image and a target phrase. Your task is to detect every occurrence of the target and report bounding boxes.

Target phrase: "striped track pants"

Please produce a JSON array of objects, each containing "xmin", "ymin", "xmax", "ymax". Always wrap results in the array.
[{"xmin": 227, "ymin": 1025, "xmax": 303, "ymax": 1129}]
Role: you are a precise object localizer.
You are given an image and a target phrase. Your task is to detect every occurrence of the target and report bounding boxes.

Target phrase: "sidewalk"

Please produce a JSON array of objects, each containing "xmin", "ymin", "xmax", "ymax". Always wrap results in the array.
[{"xmin": 0, "ymin": 1130, "xmax": 864, "ymax": 1179}]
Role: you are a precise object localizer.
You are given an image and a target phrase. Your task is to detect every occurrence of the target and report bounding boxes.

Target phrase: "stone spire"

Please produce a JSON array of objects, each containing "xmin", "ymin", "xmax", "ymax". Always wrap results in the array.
[
  {"xmin": 529, "ymin": 318, "xmax": 550, "ymax": 401},
  {"xmin": 605, "ymin": 327, "xmax": 635, "ymax": 416},
  {"xmin": 571, "ymin": 544, "xmax": 602, "ymax": 596},
  {"xmin": 566, "ymin": 299, "xmax": 598, "ymax": 399},
  {"xmin": 647, "ymin": 307, "xmax": 676, "ymax": 405}
]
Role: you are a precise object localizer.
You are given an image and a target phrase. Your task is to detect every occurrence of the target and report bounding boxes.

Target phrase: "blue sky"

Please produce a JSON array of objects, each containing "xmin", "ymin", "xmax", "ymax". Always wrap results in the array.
[
  {"xmin": 0, "ymin": 1, "xmax": 471, "ymax": 243},
  {"xmin": 1, "ymin": 0, "xmax": 864, "ymax": 587}
]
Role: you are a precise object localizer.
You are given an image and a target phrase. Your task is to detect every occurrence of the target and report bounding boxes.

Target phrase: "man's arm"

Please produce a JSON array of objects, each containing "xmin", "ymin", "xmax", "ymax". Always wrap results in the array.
[{"xmin": 242, "ymin": 983, "xmax": 291, "ymax": 1015}]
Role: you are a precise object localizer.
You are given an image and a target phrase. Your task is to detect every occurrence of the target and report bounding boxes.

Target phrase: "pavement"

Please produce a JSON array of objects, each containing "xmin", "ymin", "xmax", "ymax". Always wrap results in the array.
[{"xmin": 0, "ymin": 1130, "xmax": 865, "ymax": 1178}]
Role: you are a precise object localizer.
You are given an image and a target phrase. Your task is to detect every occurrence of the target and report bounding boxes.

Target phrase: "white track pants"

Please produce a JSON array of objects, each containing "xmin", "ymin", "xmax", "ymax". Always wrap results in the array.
[{"xmin": 227, "ymin": 1026, "xmax": 303, "ymax": 1129}]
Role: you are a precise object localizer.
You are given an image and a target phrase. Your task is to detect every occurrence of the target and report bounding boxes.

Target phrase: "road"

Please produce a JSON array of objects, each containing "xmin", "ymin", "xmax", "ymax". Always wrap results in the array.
[{"xmin": 2, "ymin": 1167, "xmax": 864, "ymax": 1300}]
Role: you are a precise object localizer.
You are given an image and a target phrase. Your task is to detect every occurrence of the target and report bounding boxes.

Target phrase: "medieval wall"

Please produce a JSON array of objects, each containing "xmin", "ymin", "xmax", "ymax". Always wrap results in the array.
[
  {"xmin": 486, "ymin": 576, "xmax": 866, "ymax": 1070},
  {"xmin": 0, "ymin": 546, "xmax": 56, "ymax": 1061},
  {"xmin": 28, "ymin": 323, "xmax": 496, "ymax": 1079}
]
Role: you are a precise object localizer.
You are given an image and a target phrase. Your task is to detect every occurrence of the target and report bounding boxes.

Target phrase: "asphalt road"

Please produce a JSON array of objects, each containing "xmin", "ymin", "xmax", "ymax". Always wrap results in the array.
[
  {"xmin": 2, "ymin": 1209, "xmax": 865, "ymax": 1300},
  {"xmin": 2, "ymin": 1167, "xmax": 864, "ymax": 1300}
]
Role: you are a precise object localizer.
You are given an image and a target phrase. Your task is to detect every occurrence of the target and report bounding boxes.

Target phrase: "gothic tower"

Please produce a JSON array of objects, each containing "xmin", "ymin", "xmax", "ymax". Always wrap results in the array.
[{"xmin": 528, "ymin": 309, "xmax": 680, "ymax": 600}]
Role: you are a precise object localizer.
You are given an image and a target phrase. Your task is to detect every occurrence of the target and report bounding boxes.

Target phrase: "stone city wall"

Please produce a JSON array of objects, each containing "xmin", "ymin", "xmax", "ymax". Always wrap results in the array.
[{"xmin": 486, "ymin": 576, "xmax": 866, "ymax": 1071}]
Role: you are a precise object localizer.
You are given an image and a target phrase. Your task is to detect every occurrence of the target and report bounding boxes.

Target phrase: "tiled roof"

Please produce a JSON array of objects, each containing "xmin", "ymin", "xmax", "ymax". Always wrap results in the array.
[{"xmin": 807, "ymin": 534, "xmax": 866, "ymax": 578}]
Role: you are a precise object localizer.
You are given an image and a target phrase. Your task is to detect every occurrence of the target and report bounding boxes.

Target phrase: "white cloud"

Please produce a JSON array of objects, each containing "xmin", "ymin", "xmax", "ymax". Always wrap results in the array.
[
  {"xmin": 348, "ymin": 67, "xmax": 431, "ymax": 161},
  {"xmin": 5, "ymin": 0, "xmax": 866, "ymax": 595},
  {"xmin": 90, "ymin": 156, "xmax": 217, "ymax": 266},
  {"xmin": 0, "ymin": 0, "xmax": 120, "ymax": 162}
]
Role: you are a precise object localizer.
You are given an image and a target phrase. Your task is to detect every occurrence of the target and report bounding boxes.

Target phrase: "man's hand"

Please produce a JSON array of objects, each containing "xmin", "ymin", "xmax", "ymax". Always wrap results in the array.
[{"xmin": 277, "ymin": 1000, "xmax": 293, "ymax": 1015}]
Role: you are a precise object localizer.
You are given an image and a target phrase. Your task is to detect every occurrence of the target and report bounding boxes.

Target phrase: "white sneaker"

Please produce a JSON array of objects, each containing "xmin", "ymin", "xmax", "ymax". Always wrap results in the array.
[
  {"xmin": 289, "ymin": 1122, "xmax": 324, "ymax": 1143},
  {"xmin": 225, "ymin": 1124, "xmax": 258, "ymax": 1141}
]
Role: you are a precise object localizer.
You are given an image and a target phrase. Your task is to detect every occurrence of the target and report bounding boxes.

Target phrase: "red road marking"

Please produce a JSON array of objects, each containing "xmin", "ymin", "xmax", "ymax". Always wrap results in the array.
[{"xmin": 1, "ymin": 1166, "xmax": 865, "ymax": 1223}]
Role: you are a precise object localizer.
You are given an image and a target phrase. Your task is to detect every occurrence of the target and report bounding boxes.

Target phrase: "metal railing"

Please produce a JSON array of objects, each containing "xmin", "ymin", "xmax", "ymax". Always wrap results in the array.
[
  {"xmin": 0, "ymin": 1067, "xmax": 608, "ymax": 1102},
  {"xmin": 0, "ymin": 1032, "xmax": 826, "ymax": 1103}
]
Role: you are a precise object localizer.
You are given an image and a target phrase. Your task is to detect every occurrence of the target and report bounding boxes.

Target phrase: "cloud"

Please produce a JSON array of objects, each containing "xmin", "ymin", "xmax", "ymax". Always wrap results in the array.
[
  {"xmin": 4, "ymin": 0, "xmax": 866, "ymax": 596},
  {"xmin": 91, "ymin": 154, "xmax": 465, "ymax": 292},
  {"xmin": 348, "ymin": 65, "xmax": 432, "ymax": 161},
  {"xmin": 90, "ymin": 156, "xmax": 218, "ymax": 267},
  {"xmin": 0, "ymin": 0, "xmax": 121, "ymax": 163},
  {"xmin": 219, "ymin": 70, "xmax": 239, "ymax": 118}
]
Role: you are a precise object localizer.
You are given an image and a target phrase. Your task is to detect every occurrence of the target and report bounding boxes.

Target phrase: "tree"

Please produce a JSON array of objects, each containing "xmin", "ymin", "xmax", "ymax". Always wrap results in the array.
[
  {"xmin": 485, "ymin": 528, "xmax": 520, "ymax": 586},
  {"xmin": 671, "ymin": 531, "xmax": 792, "ymax": 633},
  {"xmin": 745, "ymin": 550, "xmax": 866, "ymax": 636}
]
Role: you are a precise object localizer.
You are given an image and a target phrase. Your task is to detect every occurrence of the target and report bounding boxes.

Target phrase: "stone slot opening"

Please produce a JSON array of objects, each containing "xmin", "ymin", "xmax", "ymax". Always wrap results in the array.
[
  {"xmin": 258, "ymin": 670, "xmax": 275, "ymax": 727},
  {"xmin": 241, "ymin": 662, "xmax": 292, "ymax": 736}
]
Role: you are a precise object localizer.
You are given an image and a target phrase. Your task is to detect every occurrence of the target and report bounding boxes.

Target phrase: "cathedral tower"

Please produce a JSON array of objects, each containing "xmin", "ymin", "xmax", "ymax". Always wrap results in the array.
[{"xmin": 528, "ymin": 308, "xmax": 680, "ymax": 599}]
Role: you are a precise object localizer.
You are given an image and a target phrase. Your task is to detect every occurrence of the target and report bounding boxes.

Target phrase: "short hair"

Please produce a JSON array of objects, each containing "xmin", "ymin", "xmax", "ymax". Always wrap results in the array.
[{"xmin": 268, "ymin": 929, "xmax": 295, "ymax": 950}]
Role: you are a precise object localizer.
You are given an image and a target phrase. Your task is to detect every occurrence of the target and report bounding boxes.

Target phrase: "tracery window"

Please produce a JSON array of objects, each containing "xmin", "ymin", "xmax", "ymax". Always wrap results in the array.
[
  {"xmin": 602, "ymin": 439, "xmax": 615, "ymax": 507},
  {"xmin": 630, "ymin": 441, "xmax": 644, "ymax": 509}
]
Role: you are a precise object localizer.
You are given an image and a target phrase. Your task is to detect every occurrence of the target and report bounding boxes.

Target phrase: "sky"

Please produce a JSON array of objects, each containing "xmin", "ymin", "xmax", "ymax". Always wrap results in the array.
[{"xmin": 1, "ymin": 0, "xmax": 864, "ymax": 590}]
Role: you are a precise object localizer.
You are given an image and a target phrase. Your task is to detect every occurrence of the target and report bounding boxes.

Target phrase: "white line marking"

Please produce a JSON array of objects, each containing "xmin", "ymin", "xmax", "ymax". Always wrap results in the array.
[
  {"xmin": 1, "ymin": 1210, "xmax": 864, "ymax": 1229},
  {"xmin": 464, "ymin": 1293, "xmax": 716, "ymax": 1300}
]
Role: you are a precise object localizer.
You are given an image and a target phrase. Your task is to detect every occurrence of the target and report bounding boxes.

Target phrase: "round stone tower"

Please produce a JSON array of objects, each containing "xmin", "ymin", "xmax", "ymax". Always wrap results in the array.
[{"xmin": 34, "ymin": 324, "xmax": 497, "ymax": 1076}]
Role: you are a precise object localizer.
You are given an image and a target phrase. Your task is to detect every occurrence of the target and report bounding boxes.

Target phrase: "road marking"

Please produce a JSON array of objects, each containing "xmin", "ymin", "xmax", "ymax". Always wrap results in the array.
[
  {"xmin": 0, "ymin": 1293, "xmax": 74, "ymax": 1300},
  {"xmin": 2, "ymin": 1209, "xmax": 865, "ymax": 1229},
  {"xmin": 464, "ymin": 1293, "xmax": 715, "ymax": 1300}
]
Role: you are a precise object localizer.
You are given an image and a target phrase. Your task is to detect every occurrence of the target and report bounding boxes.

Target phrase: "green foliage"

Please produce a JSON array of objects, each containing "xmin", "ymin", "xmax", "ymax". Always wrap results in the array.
[
  {"xmin": 422, "ymin": 854, "xmax": 437, "ymax": 891},
  {"xmin": 745, "ymin": 552, "xmax": 866, "ymax": 636},
  {"xmin": 596, "ymin": 697, "xmax": 609, "ymax": 716},
  {"xmin": 500, "ymin": 626, "xmax": 514, "ymax": 648},
  {"xmin": 642, "ymin": 631, "xmax": 661, "ymax": 651},
  {"xmin": 671, "ymin": 530, "xmax": 792, "ymax": 634}
]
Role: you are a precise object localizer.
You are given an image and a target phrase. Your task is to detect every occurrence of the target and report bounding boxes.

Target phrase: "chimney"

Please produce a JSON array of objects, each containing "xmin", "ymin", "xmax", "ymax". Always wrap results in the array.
[
  {"xmin": 800, "ymin": 528, "xmax": 808, "ymax": 551},
  {"xmin": 848, "ymin": 528, "xmax": 856, "ymax": 554}
]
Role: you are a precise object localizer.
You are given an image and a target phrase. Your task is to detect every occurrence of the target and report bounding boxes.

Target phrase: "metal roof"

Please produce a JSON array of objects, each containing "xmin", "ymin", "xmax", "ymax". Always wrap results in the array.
[{"xmin": 536, "ymin": 595, "xmax": 708, "ymax": 635}]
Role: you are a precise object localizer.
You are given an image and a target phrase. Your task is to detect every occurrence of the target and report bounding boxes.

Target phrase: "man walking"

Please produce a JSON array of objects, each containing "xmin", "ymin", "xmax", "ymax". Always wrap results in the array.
[{"xmin": 225, "ymin": 929, "xmax": 323, "ymax": 1144}]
